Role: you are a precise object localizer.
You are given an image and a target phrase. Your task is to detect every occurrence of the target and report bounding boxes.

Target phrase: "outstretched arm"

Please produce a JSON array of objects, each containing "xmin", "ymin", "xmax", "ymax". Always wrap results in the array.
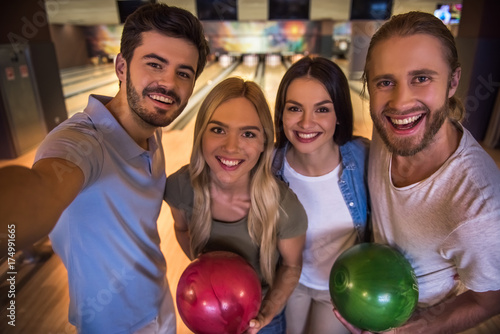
[
  {"xmin": 247, "ymin": 234, "xmax": 305, "ymax": 333},
  {"xmin": 0, "ymin": 158, "xmax": 84, "ymax": 250}
]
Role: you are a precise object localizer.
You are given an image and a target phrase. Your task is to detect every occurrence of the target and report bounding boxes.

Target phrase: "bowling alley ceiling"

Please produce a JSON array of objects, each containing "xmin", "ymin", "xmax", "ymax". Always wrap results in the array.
[{"xmin": 45, "ymin": 0, "xmax": 462, "ymax": 25}]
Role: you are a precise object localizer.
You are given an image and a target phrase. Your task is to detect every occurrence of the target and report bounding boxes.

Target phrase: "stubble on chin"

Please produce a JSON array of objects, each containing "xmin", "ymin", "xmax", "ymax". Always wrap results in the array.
[
  {"xmin": 126, "ymin": 80, "xmax": 188, "ymax": 128},
  {"xmin": 371, "ymin": 102, "xmax": 449, "ymax": 157}
]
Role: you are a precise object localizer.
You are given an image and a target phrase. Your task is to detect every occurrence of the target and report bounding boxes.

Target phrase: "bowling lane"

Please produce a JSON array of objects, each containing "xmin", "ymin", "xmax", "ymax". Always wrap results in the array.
[
  {"xmin": 230, "ymin": 54, "xmax": 260, "ymax": 80},
  {"xmin": 59, "ymin": 63, "xmax": 114, "ymax": 81},
  {"xmin": 60, "ymin": 64, "xmax": 119, "ymax": 117},
  {"xmin": 63, "ymin": 61, "xmax": 225, "ymax": 118},
  {"xmin": 61, "ymin": 64, "xmax": 116, "ymax": 98},
  {"xmin": 165, "ymin": 55, "xmax": 260, "ymax": 131},
  {"xmin": 261, "ymin": 54, "xmax": 288, "ymax": 116},
  {"xmin": 192, "ymin": 61, "xmax": 231, "ymax": 97},
  {"xmin": 65, "ymin": 81, "xmax": 119, "ymax": 117}
]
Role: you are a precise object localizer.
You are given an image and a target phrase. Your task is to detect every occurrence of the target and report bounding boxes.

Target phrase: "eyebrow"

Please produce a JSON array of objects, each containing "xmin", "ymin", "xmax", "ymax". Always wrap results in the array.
[
  {"xmin": 286, "ymin": 99, "xmax": 333, "ymax": 107},
  {"xmin": 208, "ymin": 120, "xmax": 262, "ymax": 132},
  {"xmin": 371, "ymin": 69, "xmax": 440, "ymax": 83},
  {"xmin": 409, "ymin": 69, "xmax": 439, "ymax": 76},
  {"xmin": 143, "ymin": 53, "xmax": 196, "ymax": 74}
]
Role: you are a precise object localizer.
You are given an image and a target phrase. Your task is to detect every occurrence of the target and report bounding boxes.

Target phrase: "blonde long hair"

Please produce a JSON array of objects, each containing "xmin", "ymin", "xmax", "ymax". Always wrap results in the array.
[{"xmin": 189, "ymin": 77, "xmax": 281, "ymax": 285}]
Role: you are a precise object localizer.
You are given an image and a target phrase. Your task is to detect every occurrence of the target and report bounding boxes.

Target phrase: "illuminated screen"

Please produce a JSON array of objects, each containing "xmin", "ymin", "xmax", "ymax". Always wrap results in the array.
[
  {"xmin": 350, "ymin": 0, "xmax": 393, "ymax": 20},
  {"xmin": 434, "ymin": 4, "xmax": 462, "ymax": 24}
]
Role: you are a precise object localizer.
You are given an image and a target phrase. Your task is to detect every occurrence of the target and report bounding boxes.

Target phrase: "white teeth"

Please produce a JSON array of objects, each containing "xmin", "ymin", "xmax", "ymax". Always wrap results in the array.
[
  {"xmin": 391, "ymin": 114, "xmax": 422, "ymax": 125},
  {"xmin": 150, "ymin": 94, "xmax": 173, "ymax": 104},
  {"xmin": 219, "ymin": 158, "xmax": 240, "ymax": 167},
  {"xmin": 297, "ymin": 132, "xmax": 318, "ymax": 139}
]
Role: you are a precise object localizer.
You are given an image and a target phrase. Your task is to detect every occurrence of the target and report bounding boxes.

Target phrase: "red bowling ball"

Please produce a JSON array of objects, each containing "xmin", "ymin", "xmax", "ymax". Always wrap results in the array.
[{"xmin": 176, "ymin": 251, "xmax": 262, "ymax": 334}]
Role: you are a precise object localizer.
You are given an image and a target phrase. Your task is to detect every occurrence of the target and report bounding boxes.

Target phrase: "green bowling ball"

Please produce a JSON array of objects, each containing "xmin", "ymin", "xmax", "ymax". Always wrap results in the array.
[{"xmin": 329, "ymin": 243, "xmax": 419, "ymax": 332}]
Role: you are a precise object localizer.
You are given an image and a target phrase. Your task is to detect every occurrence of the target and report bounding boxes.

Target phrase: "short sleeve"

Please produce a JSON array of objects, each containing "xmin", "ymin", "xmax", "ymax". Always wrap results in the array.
[
  {"xmin": 164, "ymin": 165, "xmax": 195, "ymax": 217},
  {"xmin": 34, "ymin": 119, "xmax": 103, "ymax": 189},
  {"xmin": 277, "ymin": 182, "xmax": 308, "ymax": 239},
  {"xmin": 441, "ymin": 211, "xmax": 500, "ymax": 292}
]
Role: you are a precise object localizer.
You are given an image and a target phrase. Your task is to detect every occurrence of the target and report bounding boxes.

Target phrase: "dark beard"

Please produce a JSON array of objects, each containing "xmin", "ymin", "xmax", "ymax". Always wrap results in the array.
[
  {"xmin": 125, "ymin": 70, "xmax": 185, "ymax": 127},
  {"xmin": 371, "ymin": 101, "xmax": 449, "ymax": 157}
]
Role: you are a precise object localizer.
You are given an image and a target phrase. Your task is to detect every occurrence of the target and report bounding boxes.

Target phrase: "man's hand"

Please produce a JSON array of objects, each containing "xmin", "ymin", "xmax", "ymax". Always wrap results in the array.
[
  {"xmin": 333, "ymin": 307, "xmax": 397, "ymax": 334},
  {"xmin": 333, "ymin": 308, "xmax": 372, "ymax": 334}
]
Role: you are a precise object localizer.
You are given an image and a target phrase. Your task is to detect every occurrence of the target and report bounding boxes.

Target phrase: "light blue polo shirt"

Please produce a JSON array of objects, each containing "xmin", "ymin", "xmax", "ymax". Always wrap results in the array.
[{"xmin": 35, "ymin": 95, "xmax": 169, "ymax": 334}]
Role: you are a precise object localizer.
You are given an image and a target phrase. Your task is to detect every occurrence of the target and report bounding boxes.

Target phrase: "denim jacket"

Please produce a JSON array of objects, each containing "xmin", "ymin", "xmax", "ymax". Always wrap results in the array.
[{"xmin": 272, "ymin": 137, "xmax": 371, "ymax": 242}]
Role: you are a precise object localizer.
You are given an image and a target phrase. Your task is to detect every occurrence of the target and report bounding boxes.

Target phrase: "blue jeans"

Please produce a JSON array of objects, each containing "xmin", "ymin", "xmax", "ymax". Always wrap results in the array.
[{"xmin": 258, "ymin": 308, "xmax": 286, "ymax": 334}]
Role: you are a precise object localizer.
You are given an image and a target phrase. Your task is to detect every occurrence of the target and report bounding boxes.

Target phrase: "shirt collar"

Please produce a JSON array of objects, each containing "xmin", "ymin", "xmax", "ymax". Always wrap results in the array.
[{"xmin": 84, "ymin": 94, "xmax": 159, "ymax": 160}]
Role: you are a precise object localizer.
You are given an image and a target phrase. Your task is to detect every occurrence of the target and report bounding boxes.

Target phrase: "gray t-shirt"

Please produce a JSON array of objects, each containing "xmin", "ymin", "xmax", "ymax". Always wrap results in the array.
[
  {"xmin": 165, "ymin": 165, "xmax": 308, "ymax": 287},
  {"xmin": 369, "ymin": 124, "xmax": 500, "ymax": 307}
]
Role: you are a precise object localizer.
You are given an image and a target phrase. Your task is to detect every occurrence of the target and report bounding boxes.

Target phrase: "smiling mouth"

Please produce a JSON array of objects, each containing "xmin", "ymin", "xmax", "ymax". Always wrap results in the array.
[
  {"xmin": 217, "ymin": 157, "xmax": 243, "ymax": 167},
  {"xmin": 388, "ymin": 114, "xmax": 424, "ymax": 130},
  {"xmin": 296, "ymin": 132, "xmax": 320, "ymax": 139},
  {"xmin": 149, "ymin": 94, "xmax": 174, "ymax": 105}
]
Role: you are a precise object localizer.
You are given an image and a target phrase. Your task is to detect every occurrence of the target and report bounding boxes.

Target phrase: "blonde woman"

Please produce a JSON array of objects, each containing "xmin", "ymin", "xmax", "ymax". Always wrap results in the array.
[{"xmin": 165, "ymin": 77, "xmax": 307, "ymax": 333}]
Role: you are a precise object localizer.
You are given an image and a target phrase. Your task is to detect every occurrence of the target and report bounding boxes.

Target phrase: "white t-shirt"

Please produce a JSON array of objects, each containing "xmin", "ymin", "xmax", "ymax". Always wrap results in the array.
[
  {"xmin": 284, "ymin": 158, "xmax": 356, "ymax": 290},
  {"xmin": 368, "ymin": 125, "xmax": 500, "ymax": 307}
]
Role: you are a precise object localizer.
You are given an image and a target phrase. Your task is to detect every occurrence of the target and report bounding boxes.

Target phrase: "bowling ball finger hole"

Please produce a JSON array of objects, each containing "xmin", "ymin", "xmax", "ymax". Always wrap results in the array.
[{"xmin": 333, "ymin": 268, "xmax": 349, "ymax": 292}]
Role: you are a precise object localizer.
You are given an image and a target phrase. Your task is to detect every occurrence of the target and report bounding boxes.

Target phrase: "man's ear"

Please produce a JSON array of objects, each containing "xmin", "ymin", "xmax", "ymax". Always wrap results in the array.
[
  {"xmin": 448, "ymin": 67, "xmax": 461, "ymax": 98},
  {"xmin": 115, "ymin": 53, "xmax": 127, "ymax": 83}
]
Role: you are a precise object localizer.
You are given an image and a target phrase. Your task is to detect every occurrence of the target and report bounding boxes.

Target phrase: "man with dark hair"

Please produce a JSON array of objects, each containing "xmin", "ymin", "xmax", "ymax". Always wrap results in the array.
[
  {"xmin": 335, "ymin": 11, "xmax": 500, "ymax": 334},
  {"xmin": 0, "ymin": 4, "xmax": 209, "ymax": 333}
]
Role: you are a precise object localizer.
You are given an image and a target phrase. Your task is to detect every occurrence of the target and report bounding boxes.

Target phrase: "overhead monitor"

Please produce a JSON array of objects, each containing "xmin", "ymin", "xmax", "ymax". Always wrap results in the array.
[
  {"xmin": 269, "ymin": 0, "xmax": 310, "ymax": 20},
  {"xmin": 434, "ymin": 4, "xmax": 462, "ymax": 25},
  {"xmin": 116, "ymin": 0, "xmax": 156, "ymax": 24},
  {"xmin": 196, "ymin": 0, "xmax": 237, "ymax": 21},
  {"xmin": 350, "ymin": 0, "xmax": 393, "ymax": 20}
]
